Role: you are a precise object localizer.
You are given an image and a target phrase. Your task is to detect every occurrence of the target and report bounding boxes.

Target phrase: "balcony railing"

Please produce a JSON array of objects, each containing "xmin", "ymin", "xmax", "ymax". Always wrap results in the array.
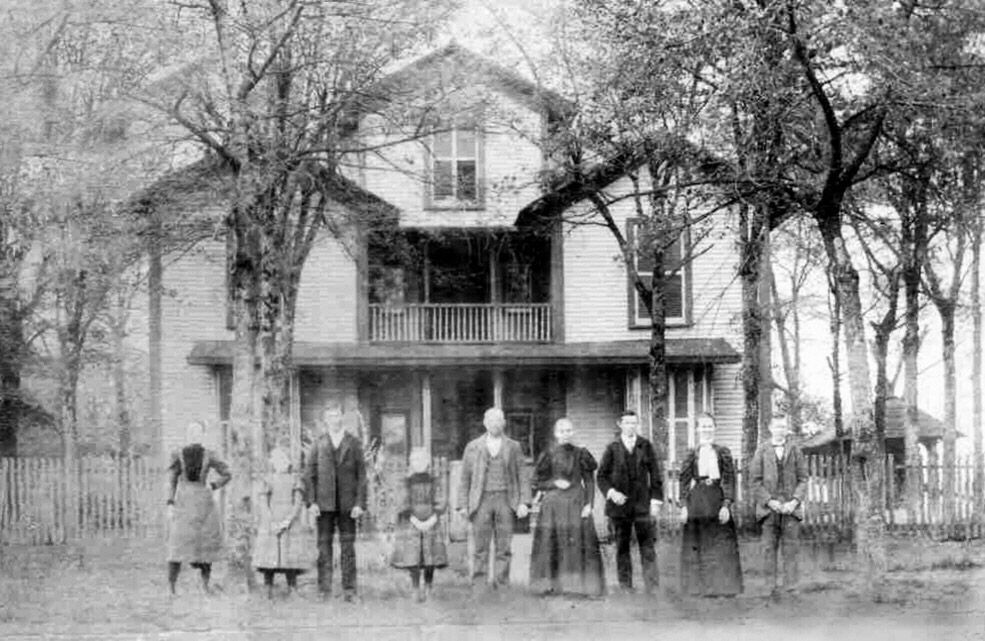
[{"xmin": 369, "ymin": 303, "xmax": 552, "ymax": 343}]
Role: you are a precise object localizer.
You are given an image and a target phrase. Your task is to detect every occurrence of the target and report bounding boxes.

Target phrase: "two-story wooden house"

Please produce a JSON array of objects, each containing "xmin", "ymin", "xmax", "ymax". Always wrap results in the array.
[{"xmin": 144, "ymin": 44, "xmax": 743, "ymax": 480}]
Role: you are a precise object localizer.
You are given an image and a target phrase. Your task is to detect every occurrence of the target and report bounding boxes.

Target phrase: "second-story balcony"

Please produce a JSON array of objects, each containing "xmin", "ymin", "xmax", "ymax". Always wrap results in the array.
[
  {"xmin": 369, "ymin": 302, "xmax": 552, "ymax": 343},
  {"xmin": 367, "ymin": 228, "xmax": 557, "ymax": 345}
]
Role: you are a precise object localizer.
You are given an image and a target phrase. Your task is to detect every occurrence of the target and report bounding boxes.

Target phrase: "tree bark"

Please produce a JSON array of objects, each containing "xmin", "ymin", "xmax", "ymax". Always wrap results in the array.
[
  {"xmin": 817, "ymin": 211, "xmax": 887, "ymax": 580},
  {"xmin": 939, "ymin": 305, "xmax": 958, "ymax": 533},
  {"xmin": 738, "ymin": 202, "xmax": 766, "ymax": 522},
  {"xmin": 900, "ymin": 197, "xmax": 926, "ymax": 516},
  {"xmin": 973, "ymin": 211, "xmax": 983, "ymax": 522}
]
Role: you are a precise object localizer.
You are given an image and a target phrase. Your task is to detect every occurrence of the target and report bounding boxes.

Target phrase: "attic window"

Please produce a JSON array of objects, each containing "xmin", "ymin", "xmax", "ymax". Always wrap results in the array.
[{"xmin": 428, "ymin": 126, "xmax": 482, "ymax": 208}]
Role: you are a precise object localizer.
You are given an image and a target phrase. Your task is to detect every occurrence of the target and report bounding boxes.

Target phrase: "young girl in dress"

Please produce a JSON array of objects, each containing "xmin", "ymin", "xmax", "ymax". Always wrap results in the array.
[
  {"xmin": 390, "ymin": 448, "xmax": 447, "ymax": 602},
  {"xmin": 252, "ymin": 445, "xmax": 317, "ymax": 598}
]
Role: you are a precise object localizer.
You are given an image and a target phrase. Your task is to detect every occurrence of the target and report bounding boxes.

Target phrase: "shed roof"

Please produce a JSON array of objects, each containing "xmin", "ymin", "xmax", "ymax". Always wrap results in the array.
[{"xmin": 188, "ymin": 338, "xmax": 740, "ymax": 368}]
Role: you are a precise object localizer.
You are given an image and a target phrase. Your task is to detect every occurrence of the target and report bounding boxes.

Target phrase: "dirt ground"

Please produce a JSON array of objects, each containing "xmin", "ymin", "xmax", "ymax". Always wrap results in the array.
[{"xmin": 0, "ymin": 535, "xmax": 983, "ymax": 641}]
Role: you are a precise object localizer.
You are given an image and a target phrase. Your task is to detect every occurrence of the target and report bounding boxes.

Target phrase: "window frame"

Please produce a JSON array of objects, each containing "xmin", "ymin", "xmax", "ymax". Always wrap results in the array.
[
  {"xmin": 424, "ymin": 123, "xmax": 485, "ymax": 210},
  {"xmin": 625, "ymin": 218, "xmax": 690, "ymax": 329}
]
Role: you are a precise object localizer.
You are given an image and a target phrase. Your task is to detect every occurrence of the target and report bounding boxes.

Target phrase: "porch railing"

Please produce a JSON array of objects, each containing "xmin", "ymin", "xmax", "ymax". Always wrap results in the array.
[{"xmin": 369, "ymin": 303, "xmax": 553, "ymax": 343}]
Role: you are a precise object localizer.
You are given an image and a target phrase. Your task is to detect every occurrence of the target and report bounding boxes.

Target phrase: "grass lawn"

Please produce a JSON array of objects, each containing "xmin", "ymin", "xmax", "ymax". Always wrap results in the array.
[{"xmin": 0, "ymin": 534, "xmax": 983, "ymax": 639}]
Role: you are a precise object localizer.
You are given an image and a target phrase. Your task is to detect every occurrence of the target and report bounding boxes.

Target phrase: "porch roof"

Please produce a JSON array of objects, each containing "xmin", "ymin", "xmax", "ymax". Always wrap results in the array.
[{"xmin": 187, "ymin": 338, "xmax": 740, "ymax": 368}]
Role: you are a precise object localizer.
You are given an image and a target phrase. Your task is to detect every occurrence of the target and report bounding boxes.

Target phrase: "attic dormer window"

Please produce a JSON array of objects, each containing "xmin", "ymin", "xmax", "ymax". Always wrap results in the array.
[{"xmin": 427, "ymin": 125, "xmax": 483, "ymax": 208}]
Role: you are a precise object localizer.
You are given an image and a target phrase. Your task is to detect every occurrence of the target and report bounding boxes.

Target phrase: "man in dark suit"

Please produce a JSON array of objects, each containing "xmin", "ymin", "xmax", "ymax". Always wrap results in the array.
[
  {"xmin": 305, "ymin": 402, "xmax": 367, "ymax": 600},
  {"xmin": 455, "ymin": 407, "xmax": 529, "ymax": 589},
  {"xmin": 597, "ymin": 410, "xmax": 664, "ymax": 594},
  {"xmin": 751, "ymin": 414, "xmax": 808, "ymax": 596}
]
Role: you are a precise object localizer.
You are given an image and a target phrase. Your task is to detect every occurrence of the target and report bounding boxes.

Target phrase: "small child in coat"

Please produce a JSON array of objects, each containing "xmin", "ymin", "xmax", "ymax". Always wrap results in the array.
[
  {"xmin": 390, "ymin": 448, "xmax": 447, "ymax": 602},
  {"xmin": 252, "ymin": 446, "xmax": 317, "ymax": 598}
]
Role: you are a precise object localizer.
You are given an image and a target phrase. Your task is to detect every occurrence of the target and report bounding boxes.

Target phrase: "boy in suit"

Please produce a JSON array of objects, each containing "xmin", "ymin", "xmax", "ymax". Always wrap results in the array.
[
  {"xmin": 597, "ymin": 410, "xmax": 664, "ymax": 594},
  {"xmin": 305, "ymin": 402, "xmax": 367, "ymax": 601},
  {"xmin": 750, "ymin": 414, "xmax": 808, "ymax": 595}
]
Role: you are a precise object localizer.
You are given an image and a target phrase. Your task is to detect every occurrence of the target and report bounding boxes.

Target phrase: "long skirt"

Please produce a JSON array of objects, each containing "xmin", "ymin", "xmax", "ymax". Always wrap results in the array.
[
  {"xmin": 529, "ymin": 487, "xmax": 605, "ymax": 596},
  {"xmin": 680, "ymin": 487, "xmax": 743, "ymax": 596},
  {"xmin": 166, "ymin": 481, "xmax": 223, "ymax": 563}
]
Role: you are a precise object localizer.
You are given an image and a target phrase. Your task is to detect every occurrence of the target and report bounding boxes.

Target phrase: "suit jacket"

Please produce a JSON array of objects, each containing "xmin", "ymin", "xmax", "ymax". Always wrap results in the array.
[
  {"xmin": 678, "ymin": 444, "xmax": 736, "ymax": 505},
  {"xmin": 455, "ymin": 434, "xmax": 524, "ymax": 517},
  {"xmin": 597, "ymin": 436, "xmax": 664, "ymax": 518},
  {"xmin": 750, "ymin": 439, "xmax": 808, "ymax": 521},
  {"xmin": 304, "ymin": 432, "xmax": 367, "ymax": 513}
]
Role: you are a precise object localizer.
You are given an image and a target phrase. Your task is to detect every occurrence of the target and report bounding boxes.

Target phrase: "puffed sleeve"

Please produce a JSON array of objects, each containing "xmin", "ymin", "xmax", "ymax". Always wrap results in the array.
[
  {"xmin": 679, "ymin": 449, "xmax": 697, "ymax": 504},
  {"xmin": 166, "ymin": 451, "xmax": 181, "ymax": 503},
  {"xmin": 579, "ymin": 448, "xmax": 598, "ymax": 507},
  {"xmin": 718, "ymin": 446, "xmax": 736, "ymax": 504},
  {"xmin": 533, "ymin": 449, "xmax": 555, "ymax": 493}
]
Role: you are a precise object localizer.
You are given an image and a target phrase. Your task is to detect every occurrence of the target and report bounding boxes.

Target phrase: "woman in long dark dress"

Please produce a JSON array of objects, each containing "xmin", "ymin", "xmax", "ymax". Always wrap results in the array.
[
  {"xmin": 166, "ymin": 420, "xmax": 232, "ymax": 594},
  {"xmin": 679, "ymin": 413, "xmax": 743, "ymax": 597},
  {"xmin": 529, "ymin": 418, "xmax": 605, "ymax": 596}
]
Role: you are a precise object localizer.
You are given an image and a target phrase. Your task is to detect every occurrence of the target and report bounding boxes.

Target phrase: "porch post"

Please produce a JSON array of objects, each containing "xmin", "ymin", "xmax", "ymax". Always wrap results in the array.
[
  {"xmin": 422, "ymin": 372, "xmax": 432, "ymax": 457},
  {"xmin": 493, "ymin": 369, "xmax": 504, "ymax": 409}
]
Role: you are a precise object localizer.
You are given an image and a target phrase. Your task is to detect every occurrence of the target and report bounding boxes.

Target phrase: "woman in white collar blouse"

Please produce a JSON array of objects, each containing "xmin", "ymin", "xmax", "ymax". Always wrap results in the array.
[{"xmin": 677, "ymin": 413, "xmax": 743, "ymax": 597}]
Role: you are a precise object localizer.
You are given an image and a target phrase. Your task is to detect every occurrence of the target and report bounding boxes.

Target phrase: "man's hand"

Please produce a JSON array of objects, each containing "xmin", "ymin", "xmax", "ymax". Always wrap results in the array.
[
  {"xmin": 421, "ymin": 515, "xmax": 438, "ymax": 531},
  {"xmin": 649, "ymin": 499, "xmax": 662, "ymax": 519},
  {"xmin": 516, "ymin": 503, "xmax": 530, "ymax": 519},
  {"xmin": 767, "ymin": 499, "xmax": 783, "ymax": 513},
  {"xmin": 308, "ymin": 504, "xmax": 321, "ymax": 519},
  {"xmin": 409, "ymin": 515, "xmax": 424, "ymax": 531},
  {"xmin": 608, "ymin": 489, "xmax": 628, "ymax": 506},
  {"xmin": 781, "ymin": 500, "xmax": 798, "ymax": 515},
  {"xmin": 554, "ymin": 479, "xmax": 571, "ymax": 490},
  {"xmin": 350, "ymin": 506, "xmax": 364, "ymax": 520},
  {"xmin": 718, "ymin": 506, "xmax": 731, "ymax": 525},
  {"xmin": 580, "ymin": 504, "xmax": 592, "ymax": 519},
  {"xmin": 276, "ymin": 520, "xmax": 291, "ymax": 535},
  {"xmin": 679, "ymin": 506, "xmax": 688, "ymax": 524}
]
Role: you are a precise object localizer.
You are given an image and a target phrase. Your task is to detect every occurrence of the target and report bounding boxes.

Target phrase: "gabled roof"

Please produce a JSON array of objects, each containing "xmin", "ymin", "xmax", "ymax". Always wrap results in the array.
[
  {"xmin": 128, "ymin": 156, "xmax": 400, "ymax": 231},
  {"xmin": 354, "ymin": 42, "xmax": 573, "ymax": 123},
  {"xmin": 514, "ymin": 136, "xmax": 735, "ymax": 229}
]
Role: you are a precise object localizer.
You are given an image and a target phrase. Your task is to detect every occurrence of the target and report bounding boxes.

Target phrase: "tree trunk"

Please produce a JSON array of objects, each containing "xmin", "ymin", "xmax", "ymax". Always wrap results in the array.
[
  {"xmin": 112, "ymin": 291, "xmax": 132, "ymax": 455},
  {"xmin": 147, "ymin": 224, "xmax": 163, "ymax": 464},
  {"xmin": 827, "ymin": 270, "xmax": 844, "ymax": 442},
  {"xmin": 738, "ymin": 202, "xmax": 766, "ymax": 523},
  {"xmin": 901, "ymin": 209, "xmax": 925, "ymax": 516},
  {"xmin": 818, "ymin": 215, "xmax": 886, "ymax": 581},
  {"xmin": 940, "ymin": 306, "xmax": 958, "ymax": 534},
  {"xmin": 758, "ymin": 225, "xmax": 773, "ymax": 440},
  {"xmin": 973, "ymin": 215, "xmax": 983, "ymax": 522}
]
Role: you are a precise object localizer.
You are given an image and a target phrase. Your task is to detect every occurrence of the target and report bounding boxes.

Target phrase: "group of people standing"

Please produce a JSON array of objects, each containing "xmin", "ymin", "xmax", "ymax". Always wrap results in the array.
[{"xmin": 163, "ymin": 403, "xmax": 808, "ymax": 601}]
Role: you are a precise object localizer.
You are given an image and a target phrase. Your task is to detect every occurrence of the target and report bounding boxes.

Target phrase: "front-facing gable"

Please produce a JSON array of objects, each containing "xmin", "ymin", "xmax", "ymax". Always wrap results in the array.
[{"xmin": 354, "ymin": 44, "xmax": 564, "ymax": 228}]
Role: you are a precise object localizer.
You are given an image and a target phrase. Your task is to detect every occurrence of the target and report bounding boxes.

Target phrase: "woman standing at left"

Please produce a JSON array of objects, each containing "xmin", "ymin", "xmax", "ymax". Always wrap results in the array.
[{"xmin": 166, "ymin": 420, "xmax": 232, "ymax": 595}]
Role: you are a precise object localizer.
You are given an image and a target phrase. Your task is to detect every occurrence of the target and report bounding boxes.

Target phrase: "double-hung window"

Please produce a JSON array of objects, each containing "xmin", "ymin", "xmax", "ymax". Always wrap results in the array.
[
  {"xmin": 429, "ymin": 125, "xmax": 482, "ymax": 207},
  {"xmin": 627, "ymin": 219, "xmax": 688, "ymax": 326}
]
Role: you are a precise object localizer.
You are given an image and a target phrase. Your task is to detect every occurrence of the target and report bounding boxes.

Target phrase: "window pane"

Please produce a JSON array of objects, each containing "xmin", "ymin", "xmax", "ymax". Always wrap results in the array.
[
  {"xmin": 637, "ymin": 242, "xmax": 656, "ymax": 273},
  {"xmin": 433, "ymin": 160, "xmax": 453, "ymax": 198},
  {"xmin": 636, "ymin": 288, "xmax": 650, "ymax": 319},
  {"xmin": 666, "ymin": 274, "xmax": 683, "ymax": 318},
  {"xmin": 457, "ymin": 160, "xmax": 477, "ymax": 200},
  {"xmin": 456, "ymin": 128, "xmax": 476, "ymax": 158},
  {"xmin": 666, "ymin": 235, "xmax": 682, "ymax": 269},
  {"xmin": 674, "ymin": 370, "xmax": 689, "ymax": 418},
  {"xmin": 674, "ymin": 419, "xmax": 690, "ymax": 464},
  {"xmin": 434, "ymin": 131, "xmax": 452, "ymax": 157}
]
